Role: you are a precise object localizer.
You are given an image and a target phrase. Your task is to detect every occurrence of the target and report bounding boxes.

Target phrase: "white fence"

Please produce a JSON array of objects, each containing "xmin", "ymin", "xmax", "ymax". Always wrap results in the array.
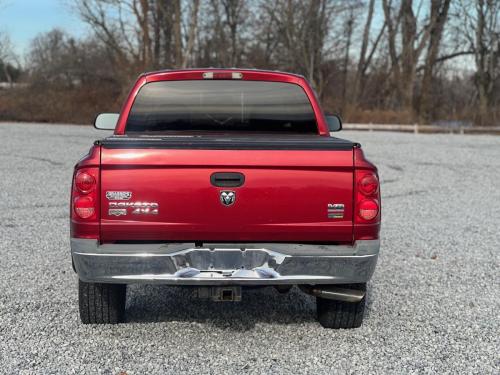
[
  {"xmin": 344, "ymin": 123, "xmax": 500, "ymax": 135},
  {"xmin": 0, "ymin": 82, "xmax": 28, "ymax": 89}
]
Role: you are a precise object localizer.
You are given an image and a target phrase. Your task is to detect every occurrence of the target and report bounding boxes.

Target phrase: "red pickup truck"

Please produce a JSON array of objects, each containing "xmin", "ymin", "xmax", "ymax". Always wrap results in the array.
[{"xmin": 71, "ymin": 69, "xmax": 380, "ymax": 329}]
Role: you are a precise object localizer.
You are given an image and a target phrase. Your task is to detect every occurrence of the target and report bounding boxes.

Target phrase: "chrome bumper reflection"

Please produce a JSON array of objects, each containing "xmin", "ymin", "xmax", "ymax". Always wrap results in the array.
[{"xmin": 71, "ymin": 239, "xmax": 379, "ymax": 285}]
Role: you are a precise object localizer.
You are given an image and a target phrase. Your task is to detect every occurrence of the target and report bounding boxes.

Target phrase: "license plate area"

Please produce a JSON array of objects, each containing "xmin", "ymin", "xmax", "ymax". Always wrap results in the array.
[{"xmin": 195, "ymin": 286, "xmax": 242, "ymax": 302}]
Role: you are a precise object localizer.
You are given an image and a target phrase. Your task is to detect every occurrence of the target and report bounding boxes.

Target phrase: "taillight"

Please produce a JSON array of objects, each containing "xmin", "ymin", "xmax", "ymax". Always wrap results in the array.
[
  {"xmin": 74, "ymin": 196, "xmax": 95, "ymax": 219},
  {"xmin": 71, "ymin": 167, "xmax": 99, "ymax": 238},
  {"xmin": 75, "ymin": 171, "xmax": 96, "ymax": 194},
  {"xmin": 358, "ymin": 199, "xmax": 379, "ymax": 220},
  {"xmin": 353, "ymin": 147, "xmax": 381, "ymax": 240},
  {"xmin": 358, "ymin": 174, "xmax": 379, "ymax": 196},
  {"xmin": 355, "ymin": 171, "xmax": 380, "ymax": 223}
]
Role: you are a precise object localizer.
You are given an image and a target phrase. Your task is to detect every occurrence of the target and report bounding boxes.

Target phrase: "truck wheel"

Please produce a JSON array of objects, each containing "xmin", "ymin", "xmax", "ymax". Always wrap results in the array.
[
  {"xmin": 78, "ymin": 280, "xmax": 126, "ymax": 324},
  {"xmin": 316, "ymin": 283, "xmax": 366, "ymax": 329}
]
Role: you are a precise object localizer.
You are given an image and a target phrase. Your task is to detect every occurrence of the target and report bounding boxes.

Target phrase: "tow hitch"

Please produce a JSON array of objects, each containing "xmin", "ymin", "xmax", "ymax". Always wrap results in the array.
[{"xmin": 196, "ymin": 286, "xmax": 242, "ymax": 302}]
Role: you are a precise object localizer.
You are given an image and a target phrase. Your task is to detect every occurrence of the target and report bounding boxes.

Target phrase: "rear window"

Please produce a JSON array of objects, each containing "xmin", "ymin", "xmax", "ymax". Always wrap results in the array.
[{"xmin": 126, "ymin": 80, "xmax": 317, "ymax": 133}]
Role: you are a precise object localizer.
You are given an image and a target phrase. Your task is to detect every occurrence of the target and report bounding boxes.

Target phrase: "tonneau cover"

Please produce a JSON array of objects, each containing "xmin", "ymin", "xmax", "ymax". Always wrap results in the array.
[{"xmin": 98, "ymin": 134, "xmax": 356, "ymax": 150}]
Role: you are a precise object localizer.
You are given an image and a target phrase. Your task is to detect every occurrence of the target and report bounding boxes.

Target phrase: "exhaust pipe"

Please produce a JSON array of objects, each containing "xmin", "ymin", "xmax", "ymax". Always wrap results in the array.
[{"xmin": 299, "ymin": 285, "xmax": 365, "ymax": 303}]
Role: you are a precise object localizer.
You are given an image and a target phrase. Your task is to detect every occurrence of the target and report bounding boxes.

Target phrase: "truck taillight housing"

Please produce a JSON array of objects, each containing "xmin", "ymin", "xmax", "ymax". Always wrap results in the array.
[
  {"xmin": 71, "ymin": 167, "xmax": 99, "ymax": 238},
  {"xmin": 75, "ymin": 171, "xmax": 96, "ymax": 194},
  {"xmin": 355, "ymin": 171, "xmax": 380, "ymax": 223},
  {"xmin": 358, "ymin": 199, "xmax": 379, "ymax": 220},
  {"xmin": 358, "ymin": 173, "xmax": 379, "ymax": 196},
  {"xmin": 353, "ymin": 147, "xmax": 381, "ymax": 241},
  {"xmin": 74, "ymin": 196, "xmax": 95, "ymax": 219}
]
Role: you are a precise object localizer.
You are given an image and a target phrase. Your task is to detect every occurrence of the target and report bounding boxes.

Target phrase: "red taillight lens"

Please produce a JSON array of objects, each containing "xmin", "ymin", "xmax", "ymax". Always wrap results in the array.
[
  {"xmin": 355, "ymin": 169, "xmax": 380, "ymax": 223},
  {"xmin": 72, "ymin": 167, "xmax": 98, "ymax": 222},
  {"xmin": 354, "ymin": 148, "xmax": 381, "ymax": 239},
  {"xmin": 358, "ymin": 199, "xmax": 379, "ymax": 221},
  {"xmin": 75, "ymin": 171, "xmax": 96, "ymax": 194},
  {"xmin": 71, "ymin": 164, "xmax": 99, "ymax": 239},
  {"xmin": 358, "ymin": 173, "xmax": 379, "ymax": 196},
  {"xmin": 74, "ymin": 196, "xmax": 95, "ymax": 219}
]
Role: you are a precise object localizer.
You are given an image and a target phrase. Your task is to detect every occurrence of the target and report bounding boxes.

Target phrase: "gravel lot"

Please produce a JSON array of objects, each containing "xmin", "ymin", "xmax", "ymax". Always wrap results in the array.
[{"xmin": 0, "ymin": 122, "xmax": 498, "ymax": 374}]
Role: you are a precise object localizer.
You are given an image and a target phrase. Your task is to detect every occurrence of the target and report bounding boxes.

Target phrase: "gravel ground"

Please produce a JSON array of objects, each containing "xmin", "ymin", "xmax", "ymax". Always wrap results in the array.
[{"xmin": 0, "ymin": 122, "xmax": 498, "ymax": 374}]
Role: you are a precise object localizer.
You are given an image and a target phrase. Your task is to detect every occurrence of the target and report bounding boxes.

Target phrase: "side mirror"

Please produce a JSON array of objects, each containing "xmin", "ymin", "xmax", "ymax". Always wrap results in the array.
[
  {"xmin": 94, "ymin": 113, "xmax": 119, "ymax": 130},
  {"xmin": 326, "ymin": 115, "xmax": 342, "ymax": 132}
]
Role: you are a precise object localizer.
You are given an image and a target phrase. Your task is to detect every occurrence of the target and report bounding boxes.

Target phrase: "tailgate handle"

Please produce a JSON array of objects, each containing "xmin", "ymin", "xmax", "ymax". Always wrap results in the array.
[{"xmin": 211, "ymin": 172, "xmax": 245, "ymax": 187}]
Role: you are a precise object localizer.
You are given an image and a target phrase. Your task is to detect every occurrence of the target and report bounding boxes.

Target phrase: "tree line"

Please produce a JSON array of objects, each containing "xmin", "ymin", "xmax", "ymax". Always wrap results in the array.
[{"xmin": 0, "ymin": 0, "xmax": 499, "ymax": 126}]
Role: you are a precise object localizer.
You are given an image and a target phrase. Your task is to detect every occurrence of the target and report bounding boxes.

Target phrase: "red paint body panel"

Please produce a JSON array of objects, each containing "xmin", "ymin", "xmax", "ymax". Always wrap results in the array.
[
  {"xmin": 99, "ymin": 149, "xmax": 354, "ymax": 242},
  {"xmin": 71, "ymin": 69, "xmax": 381, "ymax": 245}
]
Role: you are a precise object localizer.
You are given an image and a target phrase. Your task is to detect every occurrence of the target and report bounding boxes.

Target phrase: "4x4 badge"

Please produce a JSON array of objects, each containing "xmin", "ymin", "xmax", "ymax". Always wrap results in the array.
[{"xmin": 220, "ymin": 191, "xmax": 236, "ymax": 206}]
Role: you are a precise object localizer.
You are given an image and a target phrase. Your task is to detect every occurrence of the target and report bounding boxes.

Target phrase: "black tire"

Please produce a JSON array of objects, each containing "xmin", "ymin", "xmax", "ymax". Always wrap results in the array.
[
  {"xmin": 79, "ymin": 280, "xmax": 126, "ymax": 324},
  {"xmin": 316, "ymin": 283, "xmax": 366, "ymax": 329}
]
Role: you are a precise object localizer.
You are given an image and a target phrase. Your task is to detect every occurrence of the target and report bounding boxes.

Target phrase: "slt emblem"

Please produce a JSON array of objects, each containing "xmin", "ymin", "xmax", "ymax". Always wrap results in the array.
[{"xmin": 220, "ymin": 191, "xmax": 236, "ymax": 206}]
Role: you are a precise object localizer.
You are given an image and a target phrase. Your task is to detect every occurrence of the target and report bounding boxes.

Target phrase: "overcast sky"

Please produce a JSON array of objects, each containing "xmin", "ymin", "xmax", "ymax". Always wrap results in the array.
[{"xmin": 0, "ymin": 0, "xmax": 87, "ymax": 56}]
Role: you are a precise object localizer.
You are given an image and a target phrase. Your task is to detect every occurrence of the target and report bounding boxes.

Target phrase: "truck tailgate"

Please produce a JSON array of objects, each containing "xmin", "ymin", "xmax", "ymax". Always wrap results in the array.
[{"xmin": 99, "ymin": 136, "xmax": 354, "ymax": 243}]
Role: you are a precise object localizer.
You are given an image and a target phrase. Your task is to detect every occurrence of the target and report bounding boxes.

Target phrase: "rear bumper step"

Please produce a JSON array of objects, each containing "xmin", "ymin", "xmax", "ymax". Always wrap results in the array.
[{"xmin": 71, "ymin": 239, "xmax": 379, "ymax": 285}]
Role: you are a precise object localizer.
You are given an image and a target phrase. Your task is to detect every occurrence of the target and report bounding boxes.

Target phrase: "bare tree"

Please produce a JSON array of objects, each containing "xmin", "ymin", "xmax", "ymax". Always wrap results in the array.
[
  {"xmin": 341, "ymin": 7, "xmax": 355, "ymax": 110},
  {"xmin": 75, "ymin": 0, "xmax": 204, "ymax": 71},
  {"xmin": 197, "ymin": 0, "xmax": 248, "ymax": 67},
  {"xmin": 28, "ymin": 29, "xmax": 115, "ymax": 87},
  {"xmin": 172, "ymin": 0, "xmax": 183, "ymax": 67},
  {"xmin": 0, "ymin": 2, "xmax": 19, "ymax": 86},
  {"xmin": 380, "ymin": 0, "xmax": 464, "ymax": 118},
  {"xmin": 441, "ymin": 0, "xmax": 500, "ymax": 125},
  {"xmin": 352, "ymin": 0, "xmax": 386, "ymax": 106},
  {"xmin": 0, "ymin": 32, "xmax": 16, "ymax": 86},
  {"xmin": 340, "ymin": 2, "xmax": 365, "ymax": 110},
  {"xmin": 75, "ymin": 0, "xmax": 140, "ymax": 79},
  {"xmin": 221, "ymin": 0, "xmax": 245, "ymax": 66},
  {"xmin": 455, "ymin": 0, "xmax": 500, "ymax": 125},
  {"xmin": 5, "ymin": 0, "xmax": 499, "ymax": 127},
  {"xmin": 382, "ymin": 0, "xmax": 439, "ymax": 112},
  {"xmin": 182, "ymin": 0, "xmax": 201, "ymax": 68},
  {"xmin": 418, "ymin": 0, "xmax": 451, "ymax": 122},
  {"xmin": 133, "ymin": 0, "xmax": 153, "ymax": 68},
  {"xmin": 260, "ymin": 0, "xmax": 338, "ymax": 98}
]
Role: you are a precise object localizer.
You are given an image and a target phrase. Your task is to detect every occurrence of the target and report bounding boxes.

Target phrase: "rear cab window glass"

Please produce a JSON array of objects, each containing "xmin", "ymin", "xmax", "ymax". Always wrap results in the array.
[{"xmin": 126, "ymin": 80, "xmax": 317, "ymax": 134}]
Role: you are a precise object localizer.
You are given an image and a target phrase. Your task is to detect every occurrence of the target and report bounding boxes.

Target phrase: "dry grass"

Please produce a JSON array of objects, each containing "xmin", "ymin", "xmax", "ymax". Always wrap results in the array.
[
  {"xmin": 1, "ymin": 85, "xmax": 497, "ymax": 127},
  {"xmin": 343, "ymin": 107, "xmax": 416, "ymax": 125},
  {"xmin": 0, "ymin": 85, "xmax": 123, "ymax": 124}
]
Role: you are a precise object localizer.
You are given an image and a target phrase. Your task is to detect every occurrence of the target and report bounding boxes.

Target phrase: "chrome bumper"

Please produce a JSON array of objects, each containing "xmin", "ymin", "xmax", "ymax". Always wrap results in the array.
[{"xmin": 71, "ymin": 239, "xmax": 379, "ymax": 285}]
